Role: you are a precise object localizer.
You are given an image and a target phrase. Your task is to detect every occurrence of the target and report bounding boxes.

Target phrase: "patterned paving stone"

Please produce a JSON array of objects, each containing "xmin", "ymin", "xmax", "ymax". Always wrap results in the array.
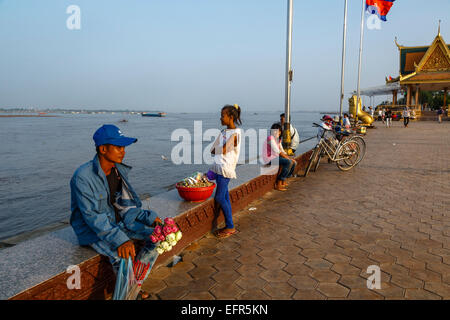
[
  {"xmin": 212, "ymin": 270, "xmax": 241, "ymax": 284},
  {"xmin": 148, "ymin": 266, "xmax": 171, "ymax": 280},
  {"xmin": 283, "ymin": 263, "xmax": 314, "ymax": 276},
  {"xmin": 391, "ymin": 274, "xmax": 424, "ymax": 289},
  {"xmin": 338, "ymin": 275, "xmax": 369, "ymax": 289},
  {"xmin": 279, "ymin": 253, "xmax": 308, "ymax": 265},
  {"xmin": 263, "ymin": 282, "xmax": 296, "ymax": 299},
  {"xmin": 210, "ymin": 283, "xmax": 242, "ymax": 300},
  {"xmin": 347, "ymin": 289, "xmax": 384, "ymax": 300},
  {"xmin": 181, "ymin": 291, "xmax": 215, "ymax": 300},
  {"xmin": 260, "ymin": 269, "xmax": 291, "ymax": 283},
  {"xmin": 258, "ymin": 257, "xmax": 287, "ymax": 271},
  {"xmin": 163, "ymin": 272, "xmax": 193, "ymax": 287},
  {"xmin": 237, "ymin": 253, "xmax": 263, "ymax": 265},
  {"xmin": 186, "ymin": 278, "xmax": 217, "ymax": 292},
  {"xmin": 404, "ymin": 289, "xmax": 442, "ymax": 300},
  {"xmin": 409, "ymin": 269, "xmax": 442, "ymax": 282},
  {"xmin": 317, "ymin": 283, "xmax": 350, "ymax": 298},
  {"xmin": 310, "ymin": 270, "xmax": 340, "ymax": 283},
  {"xmin": 236, "ymin": 264, "xmax": 265, "ymax": 276},
  {"xmin": 331, "ymin": 263, "xmax": 361, "ymax": 276},
  {"xmin": 236, "ymin": 276, "xmax": 268, "ymax": 291},
  {"xmin": 238, "ymin": 290, "xmax": 272, "ymax": 300},
  {"xmin": 375, "ymin": 282, "xmax": 405, "ymax": 299},
  {"xmin": 292, "ymin": 289, "xmax": 327, "ymax": 300},
  {"xmin": 424, "ymin": 282, "xmax": 450, "ymax": 298},
  {"xmin": 324, "ymin": 253, "xmax": 351, "ymax": 264},
  {"xmin": 158, "ymin": 286, "xmax": 189, "ymax": 300},
  {"xmin": 188, "ymin": 266, "xmax": 216, "ymax": 280},
  {"xmin": 170, "ymin": 261, "xmax": 196, "ymax": 273},
  {"xmin": 141, "ymin": 278, "xmax": 167, "ymax": 294},
  {"xmin": 213, "ymin": 259, "xmax": 241, "ymax": 271},
  {"xmin": 288, "ymin": 275, "xmax": 318, "ymax": 290},
  {"xmin": 304, "ymin": 258, "xmax": 333, "ymax": 270}
]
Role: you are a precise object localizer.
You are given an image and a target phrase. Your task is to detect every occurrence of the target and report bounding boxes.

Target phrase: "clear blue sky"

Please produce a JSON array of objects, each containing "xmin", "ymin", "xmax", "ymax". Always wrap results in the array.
[{"xmin": 0, "ymin": 0, "xmax": 448, "ymax": 112}]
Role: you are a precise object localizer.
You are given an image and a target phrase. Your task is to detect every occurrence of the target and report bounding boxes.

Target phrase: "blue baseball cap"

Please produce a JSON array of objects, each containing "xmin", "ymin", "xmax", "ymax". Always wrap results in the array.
[{"xmin": 93, "ymin": 124, "xmax": 137, "ymax": 147}]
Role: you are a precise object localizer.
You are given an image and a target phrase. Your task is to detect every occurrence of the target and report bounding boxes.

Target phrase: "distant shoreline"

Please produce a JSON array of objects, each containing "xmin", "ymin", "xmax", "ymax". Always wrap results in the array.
[{"xmin": 0, "ymin": 115, "xmax": 60, "ymax": 118}]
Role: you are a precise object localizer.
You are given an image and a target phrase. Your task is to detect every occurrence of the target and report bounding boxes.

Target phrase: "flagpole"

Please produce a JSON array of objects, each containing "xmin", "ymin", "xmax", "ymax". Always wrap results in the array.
[
  {"xmin": 339, "ymin": 0, "xmax": 348, "ymax": 122},
  {"xmin": 356, "ymin": 0, "xmax": 366, "ymax": 121},
  {"xmin": 283, "ymin": 0, "xmax": 294, "ymax": 154}
]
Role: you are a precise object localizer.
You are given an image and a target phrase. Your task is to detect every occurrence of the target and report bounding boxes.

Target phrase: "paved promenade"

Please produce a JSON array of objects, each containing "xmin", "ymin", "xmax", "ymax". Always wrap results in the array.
[{"xmin": 143, "ymin": 121, "xmax": 450, "ymax": 300}]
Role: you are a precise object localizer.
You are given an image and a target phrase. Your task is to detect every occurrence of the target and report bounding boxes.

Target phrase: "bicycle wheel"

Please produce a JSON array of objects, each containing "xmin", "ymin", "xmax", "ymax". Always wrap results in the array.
[
  {"xmin": 349, "ymin": 135, "xmax": 366, "ymax": 165},
  {"xmin": 336, "ymin": 140, "xmax": 360, "ymax": 171},
  {"xmin": 304, "ymin": 146, "xmax": 321, "ymax": 177},
  {"xmin": 313, "ymin": 148, "xmax": 324, "ymax": 172}
]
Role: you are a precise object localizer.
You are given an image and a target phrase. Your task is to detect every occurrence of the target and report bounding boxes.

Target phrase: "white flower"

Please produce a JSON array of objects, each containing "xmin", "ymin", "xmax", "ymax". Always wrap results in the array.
[
  {"xmin": 169, "ymin": 240, "xmax": 177, "ymax": 247},
  {"xmin": 166, "ymin": 233, "xmax": 176, "ymax": 242},
  {"xmin": 166, "ymin": 245, "xmax": 172, "ymax": 251},
  {"xmin": 175, "ymin": 231, "xmax": 183, "ymax": 241},
  {"xmin": 161, "ymin": 241, "xmax": 170, "ymax": 250},
  {"xmin": 156, "ymin": 247, "xmax": 164, "ymax": 255}
]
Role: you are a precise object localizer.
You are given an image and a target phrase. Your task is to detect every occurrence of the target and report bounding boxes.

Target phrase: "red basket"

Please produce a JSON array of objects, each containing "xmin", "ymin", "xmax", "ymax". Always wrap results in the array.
[{"xmin": 175, "ymin": 182, "xmax": 216, "ymax": 202}]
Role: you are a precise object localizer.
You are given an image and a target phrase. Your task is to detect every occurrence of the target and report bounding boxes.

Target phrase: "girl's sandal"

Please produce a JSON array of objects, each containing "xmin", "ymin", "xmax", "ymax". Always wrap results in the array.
[{"xmin": 215, "ymin": 229, "xmax": 236, "ymax": 239}]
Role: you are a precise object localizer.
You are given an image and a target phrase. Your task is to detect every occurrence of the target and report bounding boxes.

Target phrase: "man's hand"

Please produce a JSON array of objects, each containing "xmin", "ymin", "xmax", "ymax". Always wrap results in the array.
[{"xmin": 117, "ymin": 240, "xmax": 136, "ymax": 260}]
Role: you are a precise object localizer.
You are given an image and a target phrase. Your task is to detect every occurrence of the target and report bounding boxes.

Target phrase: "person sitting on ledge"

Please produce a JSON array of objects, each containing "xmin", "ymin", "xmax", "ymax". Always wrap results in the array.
[
  {"xmin": 70, "ymin": 124, "xmax": 162, "ymax": 299},
  {"xmin": 263, "ymin": 123, "xmax": 297, "ymax": 191}
]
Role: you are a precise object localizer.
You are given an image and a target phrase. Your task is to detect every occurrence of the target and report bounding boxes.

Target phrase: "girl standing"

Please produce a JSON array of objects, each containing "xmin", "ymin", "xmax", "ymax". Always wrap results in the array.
[{"xmin": 210, "ymin": 104, "xmax": 242, "ymax": 238}]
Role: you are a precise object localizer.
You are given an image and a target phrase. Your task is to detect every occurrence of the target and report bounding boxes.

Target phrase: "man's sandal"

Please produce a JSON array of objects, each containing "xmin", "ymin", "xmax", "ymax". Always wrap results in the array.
[{"xmin": 137, "ymin": 290, "xmax": 151, "ymax": 300}]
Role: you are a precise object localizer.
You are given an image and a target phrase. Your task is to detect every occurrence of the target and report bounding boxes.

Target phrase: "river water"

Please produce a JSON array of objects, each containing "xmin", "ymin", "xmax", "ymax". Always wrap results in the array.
[{"xmin": 0, "ymin": 111, "xmax": 321, "ymax": 241}]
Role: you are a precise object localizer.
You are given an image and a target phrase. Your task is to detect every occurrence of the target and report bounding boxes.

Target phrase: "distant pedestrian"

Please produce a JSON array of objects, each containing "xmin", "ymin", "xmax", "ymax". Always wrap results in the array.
[
  {"xmin": 437, "ymin": 107, "xmax": 444, "ymax": 123},
  {"xmin": 343, "ymin": 113, "xmax": 351, "ymax": 131},
  {"xmin": 210, "ymin": 104, "xmax": 242, "ymax": 239},
  {"xmin": 385, "ymin": 108, "xmax": 392, "ymax": 128},
  {"xmin": 369, "ymin": 106, "xmax": 374, "ymax": 118},
  {"xmin": 402, "ymin": 107, "xmax": 410, "ymax": 128},
  {"xmin": 381, "ymin": 108, "xmax": 386, "ymax": 124},
  {"xmin": 377, "ymin": 108, "xmax": 383, "ymax": 121}
]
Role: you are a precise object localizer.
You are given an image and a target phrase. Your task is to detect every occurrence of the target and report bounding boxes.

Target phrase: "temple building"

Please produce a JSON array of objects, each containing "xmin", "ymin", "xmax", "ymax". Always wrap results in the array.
[{"xmin": 360, "ymin": 28, "xmax": 450, "ymax": 118}]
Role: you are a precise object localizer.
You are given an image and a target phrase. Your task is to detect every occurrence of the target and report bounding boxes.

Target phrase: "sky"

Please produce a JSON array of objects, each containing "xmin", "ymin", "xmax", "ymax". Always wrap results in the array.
[{"xmin": 0, "ymin": 0, "xmax": 448, "ymax": 112}]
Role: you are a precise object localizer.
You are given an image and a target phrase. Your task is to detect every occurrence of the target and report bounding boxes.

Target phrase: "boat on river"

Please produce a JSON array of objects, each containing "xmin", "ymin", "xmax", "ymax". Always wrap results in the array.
[{"xmin": 141, "ymin": 112, "xmax": 166, "ymax": 117}]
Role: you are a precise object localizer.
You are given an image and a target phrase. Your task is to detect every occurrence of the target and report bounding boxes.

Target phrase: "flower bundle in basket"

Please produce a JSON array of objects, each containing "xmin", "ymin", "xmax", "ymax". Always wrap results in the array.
[{"xmin": 150, "ymin": 217, "xmax": 183, "ymax": 254}]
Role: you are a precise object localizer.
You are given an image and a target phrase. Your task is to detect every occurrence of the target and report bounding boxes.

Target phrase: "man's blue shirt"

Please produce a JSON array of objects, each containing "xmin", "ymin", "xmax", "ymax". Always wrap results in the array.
[{"xmin": 70, "ymin": 154, "xmax": 157, "ymax": 249}]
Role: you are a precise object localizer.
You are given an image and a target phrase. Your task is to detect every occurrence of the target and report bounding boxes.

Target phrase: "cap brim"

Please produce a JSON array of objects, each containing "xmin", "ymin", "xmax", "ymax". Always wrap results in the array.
[{"xmin": 108, "ymin": 137, "xmax": 137, "ymax": 147}]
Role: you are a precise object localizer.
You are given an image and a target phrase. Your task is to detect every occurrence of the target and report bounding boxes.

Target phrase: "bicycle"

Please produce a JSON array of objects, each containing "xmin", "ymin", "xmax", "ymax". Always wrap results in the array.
[{"xmin": 304, "ymin": 123, "xmax": 361, "ymax": 177}]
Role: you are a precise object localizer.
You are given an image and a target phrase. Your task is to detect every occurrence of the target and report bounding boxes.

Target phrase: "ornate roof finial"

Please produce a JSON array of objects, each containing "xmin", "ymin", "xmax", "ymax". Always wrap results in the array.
[
  {"xmin": 438, "ymin": 20, "xmax": 441, "ymax": 36},
  {"xmin": 394, "ymin": 36, "xmax": 402, "ymax": 49}
]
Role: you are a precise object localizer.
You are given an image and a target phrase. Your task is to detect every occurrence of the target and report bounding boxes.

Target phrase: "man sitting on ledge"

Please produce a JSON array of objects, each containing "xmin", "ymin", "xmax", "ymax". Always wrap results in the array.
[{"xmin": 70, "ymin": 124, "xmax": 162, "ymax": 299}]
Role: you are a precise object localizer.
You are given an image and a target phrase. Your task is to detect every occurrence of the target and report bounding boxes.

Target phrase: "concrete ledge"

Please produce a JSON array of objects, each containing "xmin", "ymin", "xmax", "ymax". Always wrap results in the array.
[{"xmin": 4, "ymin": 140, "xmax": 316, "ymax": 300}]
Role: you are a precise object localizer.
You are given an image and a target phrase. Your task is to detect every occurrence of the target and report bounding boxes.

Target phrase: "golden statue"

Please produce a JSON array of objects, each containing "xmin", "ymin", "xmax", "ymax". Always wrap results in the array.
[{"xmin": 349, "ymin": 95, "xmax": 374, "ymax": 126}]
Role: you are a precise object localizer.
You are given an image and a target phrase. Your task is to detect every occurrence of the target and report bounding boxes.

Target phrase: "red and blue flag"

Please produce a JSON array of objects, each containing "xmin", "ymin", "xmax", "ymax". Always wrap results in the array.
[{"xmin": 366, "ymin": 0, "xmax": 396, "ymax": 21}]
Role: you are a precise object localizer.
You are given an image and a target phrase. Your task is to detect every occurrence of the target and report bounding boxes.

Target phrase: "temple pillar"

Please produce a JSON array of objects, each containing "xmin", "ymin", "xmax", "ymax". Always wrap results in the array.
[
  {"xmin": 415, "ymin": 86, "xmax": 420, "ymax": 109},
  {"xmin": 444, "ymin": 88, "xmax": 448, "ymax": 116},
  {"xmin": 392, "ymin": 90, "xmax": 397, "ymax": 107},
  {"xmin": 406, "ymin": 85, "xmax": 412, "ymax": 107},
  {"xmin": 444, "ymin": 88, "xmax": 448, "ymax": 108}
]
